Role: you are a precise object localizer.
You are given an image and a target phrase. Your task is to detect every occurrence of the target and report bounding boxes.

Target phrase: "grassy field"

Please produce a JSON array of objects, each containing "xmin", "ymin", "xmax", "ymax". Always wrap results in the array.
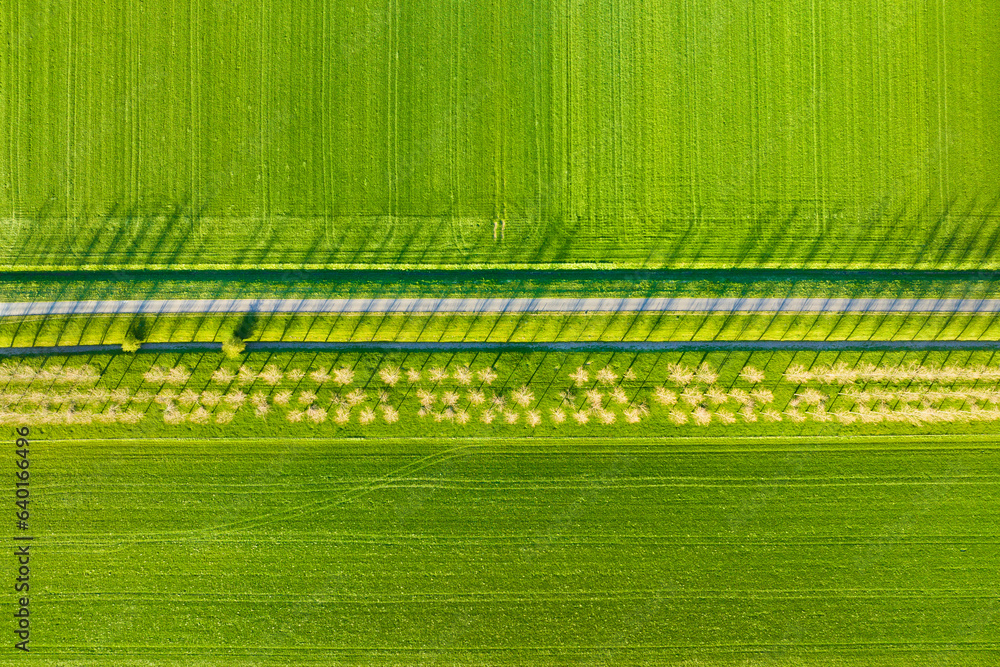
[
  {"xmin": 3, "ymin": 0, "xmax": 998, "ymax": 662},
  {"xmin": 4, "ymin": 309, "xmax": 1000, "ymax": 350},
  {"xmin": 1, "ymin": 1, "xmax": 998, "ymax": 270},
  {"xmin": 2, "ymin": 271, "xmax": 1000, "ymax": 303},
  {"xmin": 7, "ymin": 435, "xmax": 997, "ymax": 665},
  {"xmin": 5, "ymin": 349, "xmax": 1000, "ymax": 440}
]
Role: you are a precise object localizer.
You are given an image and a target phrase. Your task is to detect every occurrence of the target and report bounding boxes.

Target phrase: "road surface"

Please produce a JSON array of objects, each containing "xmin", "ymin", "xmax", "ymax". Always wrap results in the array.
[{"xmin": 2, "ymin": 296, "xmax": 1000, "ymax": 317}]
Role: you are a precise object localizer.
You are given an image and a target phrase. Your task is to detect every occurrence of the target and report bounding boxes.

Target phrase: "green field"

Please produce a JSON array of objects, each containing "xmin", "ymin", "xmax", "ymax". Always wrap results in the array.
[
  {"xmin": 5, "ymin": 435, "xmax": 995, "ymax": 665},
  {"xmin": 5, "ymin": 309, "xmax": 1000, "ymax": 350},
  {"xmin": 4, "ymin": 350, "xmax": 1000, "ymax": 440},
  {"xmin": 3, "ymin": 0, "xmax": 999, "ymax": 662},
  {"xmin": 2, "ymin": 1, "xmax": 998, "ymax": 270}
]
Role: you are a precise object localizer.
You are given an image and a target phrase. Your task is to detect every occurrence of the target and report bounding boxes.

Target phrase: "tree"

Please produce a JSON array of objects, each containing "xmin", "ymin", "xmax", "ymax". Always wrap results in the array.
[
  {"xmin": 121, "ymin": 334, "xmax": 142, "ymax": 354},
  {"xmin": 121, "ymin": 316, "xmax": 150, "ymax": 353},
  {"xmin": 222, "ymin": 311, "xmax": 257, "ymax": 358},
  {"xmin": 222, "ymin": 335, "xmax": 246, "ymax": 359}
]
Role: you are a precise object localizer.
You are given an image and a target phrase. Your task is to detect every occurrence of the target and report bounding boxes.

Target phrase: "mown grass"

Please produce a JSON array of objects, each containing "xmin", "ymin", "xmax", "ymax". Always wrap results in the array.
[
  {"xmin": 3, "ymin": 273, "xmax": 1000, "ymax": 303},
  {"xmin": 14, "ymin": 435, "xmax": 1000, "ymax": 665},
  {"xmin": 2, "ymin": 1, "xmax": 998, "ymax": 271},
  {"xmin": 5, "ymin": 349, "xmax": 1000, "ymax": 440},
  {"xmin": 3, "ymin": 309, "xmax": 1000, "ymax": 349}
]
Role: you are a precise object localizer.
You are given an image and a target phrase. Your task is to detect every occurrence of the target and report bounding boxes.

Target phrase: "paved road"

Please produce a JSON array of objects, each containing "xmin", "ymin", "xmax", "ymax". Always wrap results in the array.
[{"xmin": 2, "ymin": 296, "xmax": 1000, "ymax": 317}]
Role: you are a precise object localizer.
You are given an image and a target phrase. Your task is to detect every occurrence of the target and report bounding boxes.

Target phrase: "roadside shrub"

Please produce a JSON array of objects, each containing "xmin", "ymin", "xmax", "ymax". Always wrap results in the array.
[
  {"xmin": 122, "ymin": 317, "xmax": 150, "ymax": 354},
  {"xmin": 121, "ymin": 334, "xmax": 142, "ymax": 354},
  {"xmin": 222, "ymin": 336, "xmax": 246, "ymax": 359}
]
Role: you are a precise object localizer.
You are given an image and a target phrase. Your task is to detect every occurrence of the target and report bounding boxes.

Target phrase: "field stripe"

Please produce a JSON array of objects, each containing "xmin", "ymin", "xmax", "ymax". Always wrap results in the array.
[
  {"xmin": 5, "ymin": 339, "xmax": 1000, "ymax": 357},
  {"xmin": 7, "ymin": 295, "xmax": 1000, "ymax": 316}
]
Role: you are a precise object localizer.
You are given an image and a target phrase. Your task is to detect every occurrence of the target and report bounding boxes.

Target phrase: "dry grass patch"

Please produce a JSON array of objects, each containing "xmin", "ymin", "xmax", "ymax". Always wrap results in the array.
[
  {"xmin": 259, "ymin": 365, "xmax": 284, "ymax": 385},
  {"xmin": 569, "ymin": 367, "xmax": 589, "ymax": 387},
  {"xmin": 379, "ymin": 366, "xmax": 401, "ymax": 386},
  {"xmin": 477, "ymin": 367, "xmax": 498, "ymax": 385},
  {"xmin": 511, "ymin": 386, "xmax": 534, "ymax": 407},
  {"xmin": 653, "ymin": 387, "xmax": 677, "ymax": 406},
  {"xmin": 454, "ymin": 367, "xmax": 473, "ymax": 385},
  {"xmin": 609, "ymin": 387, "xmax": 629, "ymax": 405},
  {"xmin": 596, "ymin": 367, "xmax": 617, "ymax": 385},
  {"xmin": 236, "ymin": 366, "xmax": 257, "ymax": 385},
  {"xmin": 311, "ymin": 406, "xmax": 331, "ymax": 424},
  {"xmin": 668, "ymin": 410, "xmax": 688, "ymax": 425},
  {"xmin": 333, "ymin": 367, "xmax": 355, "ymax": 386},
  {"xmin": 309, "ymin": 367, "xmax": 331, "ymax": 384},
  {"xmin": 381, "ymin": 405, "xmax": 399, "ymax": 424},
  {"xmin": 211, "ymin": 368, "xmax": 235, "ymax": 385}
]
